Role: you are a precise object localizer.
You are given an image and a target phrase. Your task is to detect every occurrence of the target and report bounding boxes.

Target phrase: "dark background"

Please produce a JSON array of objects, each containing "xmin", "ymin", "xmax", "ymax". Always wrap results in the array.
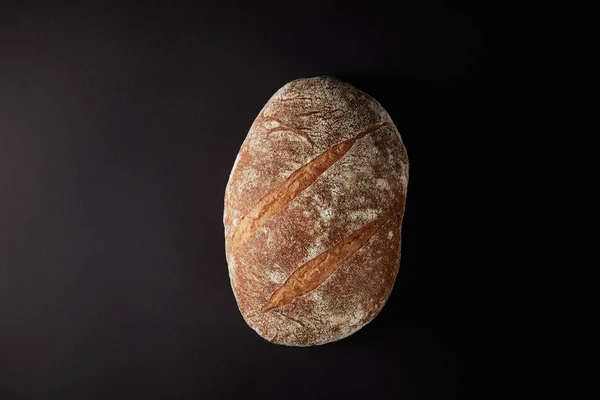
[{"xmin": 0, "ymin": 1, "xmax": 483, "ymax": 398}]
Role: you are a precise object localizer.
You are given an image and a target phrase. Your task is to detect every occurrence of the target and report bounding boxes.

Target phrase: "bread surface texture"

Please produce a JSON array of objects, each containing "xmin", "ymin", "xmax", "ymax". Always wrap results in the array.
[{"xmin": 224, "ymin": 76, "xmax": 408, "ymax": 346}]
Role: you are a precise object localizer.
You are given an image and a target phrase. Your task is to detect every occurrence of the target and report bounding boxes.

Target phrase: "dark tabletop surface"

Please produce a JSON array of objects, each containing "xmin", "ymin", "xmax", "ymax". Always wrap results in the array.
[{"xmin": 1, "ymin": 1, "xmax": 484, "ymax": 398}]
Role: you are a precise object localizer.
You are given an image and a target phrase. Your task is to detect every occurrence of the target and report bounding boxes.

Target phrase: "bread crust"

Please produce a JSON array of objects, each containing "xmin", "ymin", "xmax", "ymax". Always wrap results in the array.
[{"xmin": 224, "ymin": 76, "xmax": 408, "ymax": 346}]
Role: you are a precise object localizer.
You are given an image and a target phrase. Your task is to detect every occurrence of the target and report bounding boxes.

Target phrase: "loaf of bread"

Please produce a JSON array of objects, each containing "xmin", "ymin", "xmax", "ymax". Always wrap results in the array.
[{"xmin": 224, "ymin": 76, "xmax": 408, "ymax": 346}]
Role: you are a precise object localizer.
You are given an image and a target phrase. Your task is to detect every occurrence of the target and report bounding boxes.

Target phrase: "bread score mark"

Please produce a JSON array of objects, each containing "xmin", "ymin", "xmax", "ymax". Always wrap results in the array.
[
  {"xmin": 230, "ymin": 122, "xmax": 389, "ymax": 247},
  {"xmin": 260, "ymin": 213, "xmax": 390, "ymax": 313}
]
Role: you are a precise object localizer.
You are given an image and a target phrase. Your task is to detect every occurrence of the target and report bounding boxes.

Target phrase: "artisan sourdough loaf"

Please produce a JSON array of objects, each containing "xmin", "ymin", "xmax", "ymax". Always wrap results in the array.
[{"xmin": 224, "ymin": 76, "xmax": 408, "ymax": 346}]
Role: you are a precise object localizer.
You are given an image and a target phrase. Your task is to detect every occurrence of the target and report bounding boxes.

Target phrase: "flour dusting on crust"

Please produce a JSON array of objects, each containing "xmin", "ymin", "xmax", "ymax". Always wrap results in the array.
[{"xmin": 224, "ymin": 77, "xmax": 408, "ymax": 346}]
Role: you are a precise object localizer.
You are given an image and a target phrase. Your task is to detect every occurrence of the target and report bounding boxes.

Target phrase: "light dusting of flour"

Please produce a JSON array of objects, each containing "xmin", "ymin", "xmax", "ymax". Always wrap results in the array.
[
  {"xmin": 376, "ymin": 178, "xmax": 390, "ymax": 190},
  {"xmin": 263, "ymin": 120, "xmax": 280, "ymax": 129},
  {"xmin": 348, "ymin": 208, "xmax": 380, "ymax": 222},
  {"xmin": 320, "ymin": 208, "xmax": 334, "ymax": 223},
  {"xmin": 268, "ymin": 268, "xmax": 286, "ymax": 284},
  {"xmin": 306, "ymin": 237, "xmax": 326, "ymax": 260},
  {"xmin": 307, "ymin": 290, "xmax": 323, "ymax": 302},
  {"xmin": 224, "ymin": 77, "xmax": 408, "ymax": 346},
  {"xmin": 228, "ymin": 257, "xmax": 237, "ymax": 273}
]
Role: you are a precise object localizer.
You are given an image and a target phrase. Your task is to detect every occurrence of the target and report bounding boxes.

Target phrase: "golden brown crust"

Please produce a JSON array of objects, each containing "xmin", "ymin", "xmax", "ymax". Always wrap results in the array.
[
  {"xmin": 230, "ymin": 122, "xmax": 389, "ymax": 248},
  {"xmin": 224, "ymin": 76, "xmax": 408, "ymax": 346},
  {"xmin": 260, "ymin": 212, "xmax": 391, "ymax": 313}
]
